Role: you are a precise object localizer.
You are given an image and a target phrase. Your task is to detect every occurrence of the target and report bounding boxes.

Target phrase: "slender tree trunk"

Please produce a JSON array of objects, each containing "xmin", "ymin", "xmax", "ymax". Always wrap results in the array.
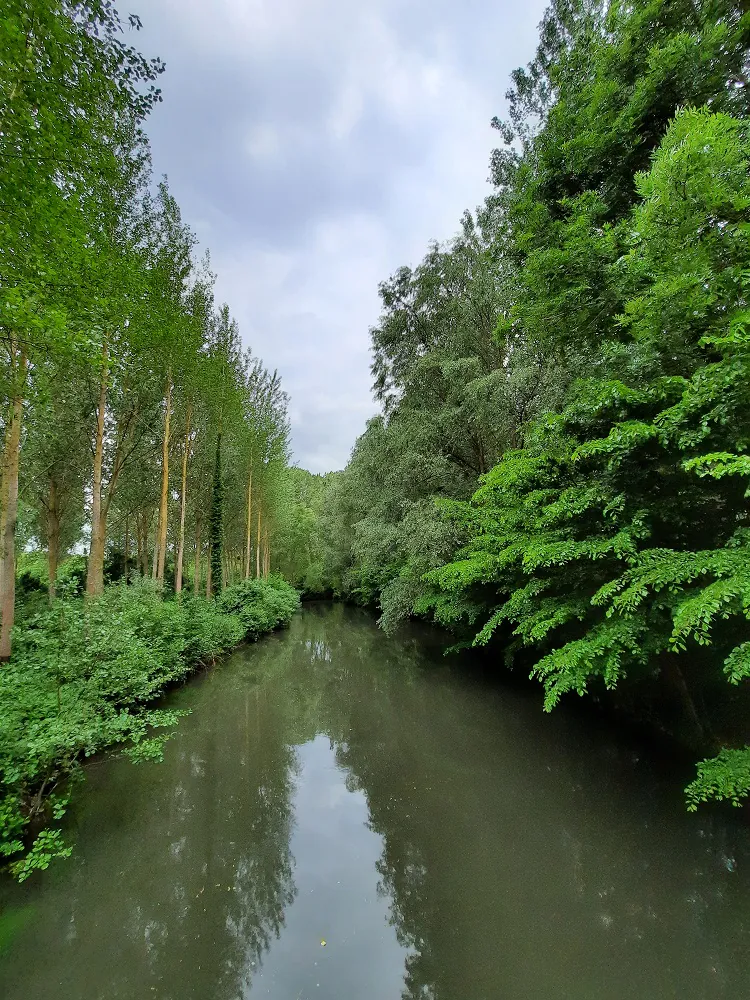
[
  {"xmin": 208, "ymin": 435, "xmax": 223, "ymax": 597},
  {"xmin": 86, "ymin": 346, "xmax": 108, "ymax": 598},
  {"xmin": 151, "ymin": 533, "xmax": 158, "ymax": 579},
  {"xmin": 194, "ymin": 519, "xmax": 202, "ymax": 595},
  {"xmin": 256, "ymin": 508, "xmax": 261, "ymax": 579},
  {"xmin": 244, "ymin": 471, "xmax": 253, "ymax": 578},
  {"xmin": 0, "ymin": 346, "xmax": 26, "ymax": 661},
  {"xmin": 124, "ymin": 514, "xmax": 130, "ymax": 585},
  {"xmin": 263, "ymin": 527, "xmax": 270, "ymax": 579},
  {"xmin": 136, "ymin": 514, "xmax": 143, "ymax": 577},
  {"xmin": 175, "ymin": 404, "xmax": 192, "ymax": 594},
  {"xmin": 47, "ymin": 478, "xmax": 60, "ymax": 601},
  {"xmin": 156, "ymin": 371, "xmax": 172, "ymax": 585},
  {"xmin": 140, "ymin": 514, "xmax": 149, "ymax": 576},
  {"xmin": 205, "ymin": 547, "xmax": 212, "ymax": 598},
  {"xmin": 143, "ymin": 516, "xmax": 151, "ymax": 576}
]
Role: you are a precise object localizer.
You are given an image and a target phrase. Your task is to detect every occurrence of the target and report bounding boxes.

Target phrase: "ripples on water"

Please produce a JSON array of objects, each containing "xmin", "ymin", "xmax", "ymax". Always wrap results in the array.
[{"xmin": 1, "ymin": 604, "xmax": 749, "ymax": 999}]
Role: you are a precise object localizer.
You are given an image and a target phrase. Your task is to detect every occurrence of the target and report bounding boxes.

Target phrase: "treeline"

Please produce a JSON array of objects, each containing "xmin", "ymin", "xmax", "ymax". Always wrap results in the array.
[
  {"xmin": 293, "ymin": 0, "xmax": 750, "ymax": 807},
  {"xmin": 0, "ymin": 3, "xmax": 303, "ymax": 878},
  {"xmin": 0, "ymin": 3, "xmax": 291, "ymax": 663}
]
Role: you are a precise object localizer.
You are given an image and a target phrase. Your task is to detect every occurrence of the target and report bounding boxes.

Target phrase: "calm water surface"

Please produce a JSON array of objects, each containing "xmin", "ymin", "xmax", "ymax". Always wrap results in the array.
[{"xmin": 1, "ymin": 604, "xmax": 749, "ymax": 999}]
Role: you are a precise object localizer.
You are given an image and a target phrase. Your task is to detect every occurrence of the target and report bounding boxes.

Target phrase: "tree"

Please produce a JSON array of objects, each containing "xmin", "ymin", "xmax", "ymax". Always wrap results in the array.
[{"xmin": 0, "ymin": 2, "xmax": 162, "ymax": 650}]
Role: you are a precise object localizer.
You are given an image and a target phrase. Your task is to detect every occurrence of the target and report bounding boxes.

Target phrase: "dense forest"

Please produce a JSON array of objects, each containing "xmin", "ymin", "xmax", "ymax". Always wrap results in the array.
[{"xmin": 283, "ymin": 0, "xmax": 750, "ymax": 811}]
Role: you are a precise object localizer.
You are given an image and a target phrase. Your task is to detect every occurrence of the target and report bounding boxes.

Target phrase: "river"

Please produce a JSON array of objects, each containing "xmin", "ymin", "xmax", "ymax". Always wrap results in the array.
[{"xmin": 0, "ymin": 603, "xmax": 748, "ymax": 999}]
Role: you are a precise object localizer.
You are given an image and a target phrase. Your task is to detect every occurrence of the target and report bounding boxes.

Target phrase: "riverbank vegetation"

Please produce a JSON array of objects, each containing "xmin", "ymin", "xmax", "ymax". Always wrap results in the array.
[
  {"xmin": 0, "ymin": 3, "xmax": 303, "ymax": 877},
  {"xmin": 1, "ymin": 575, "xmax": 299, "ymax": 879},
  {"xmin": 290, "ymin": 0, "xmax": 750, "ymax": 808}
]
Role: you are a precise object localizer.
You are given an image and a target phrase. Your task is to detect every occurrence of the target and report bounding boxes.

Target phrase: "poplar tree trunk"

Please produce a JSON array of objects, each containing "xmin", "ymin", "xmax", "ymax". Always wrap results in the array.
[
  {"xmin": 139, "ymin": 514, "xmax": 149, "ymax": 577},
  {"xmin": 194, "ymin": 519, "xmax": 202, "ymax": 594},
  {"xmin": 86, "ymin": 347, "xmax": 108, "ymax": 598},
  {"xmin": 156, "ymin": 371, "xmax": 172, "ymax": 585},
  {"xmin": 136, "ymin": 515, "xmax": 143, "ymax": 577},
  {"xmin": 175, "ymin": 405, "xmax": 192, "ymax": 594},
  {"xmin": 256, "ymin": 508, "xmax": 261, "ymax": 579},
  {"xmin": 244, "ymin": 471, "xmax": 253, "ymax": 578},
  {"xmin": 143, "ymin": 516, "xmax": 151, "ymax": 576},
  {"xmin": 123, "ymin": 514, "xmax": 130, "ymax": 585},
  {"xmin": 208, "ymin": 434, "xmax": 223, "ymax": 596},
  {"xmin": 0, "ymin": 346, "xmax": 26, "ymax": 661},
  {"xmin": 151, "ymin": 534, "xmax": 158, "ymax": 579},
  {"xmin": 47, "ymin": 478, "xmax": 60, "ymax": 601},
  {"xmin": 205, "ymin": 547, "xmax": 212, "ymax": 598},
  {"xmin": 263, "ymin": 527, "xmax": 270, "ymax": 579}
]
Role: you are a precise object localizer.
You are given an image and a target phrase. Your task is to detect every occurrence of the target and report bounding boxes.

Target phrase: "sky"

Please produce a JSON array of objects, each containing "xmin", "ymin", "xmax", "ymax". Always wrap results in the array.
[{"xmin": 135, "ymin": 0, "xmax": 548, "ymax": 473}]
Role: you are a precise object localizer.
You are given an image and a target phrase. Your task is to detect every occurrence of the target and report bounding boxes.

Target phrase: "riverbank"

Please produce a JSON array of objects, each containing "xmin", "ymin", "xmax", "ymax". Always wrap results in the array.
[{"xmin": 0, "ymin": 576, "xmax": 299, "ymax": 880}]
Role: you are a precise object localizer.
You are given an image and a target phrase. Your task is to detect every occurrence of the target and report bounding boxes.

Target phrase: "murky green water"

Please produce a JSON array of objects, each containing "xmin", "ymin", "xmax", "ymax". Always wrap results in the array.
[{"xmin": 1, "ymin": 604, "xmax": 749, "ymax": 999}]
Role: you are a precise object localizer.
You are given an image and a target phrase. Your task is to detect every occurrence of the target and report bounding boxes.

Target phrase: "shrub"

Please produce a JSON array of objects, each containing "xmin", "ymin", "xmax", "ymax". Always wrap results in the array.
[{"xmin": 217, "ymin": 575, "xmax": 301, "ymax": 637}]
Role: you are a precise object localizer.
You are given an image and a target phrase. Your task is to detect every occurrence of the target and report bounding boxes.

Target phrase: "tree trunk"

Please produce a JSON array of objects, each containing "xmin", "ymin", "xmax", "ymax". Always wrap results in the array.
[
  {"xmin": 139, "ymin": 513, "xmax": 148, "ymax": 576},
  {"xmin": 124, "ymin": 514, "xmax": 130, "ymax": 585},
  {"xmin": 263, "ymin": 527, "xmax": 270, "ymax": 579},
  {"xmin": 205, "ymin": 547, "xmax": 212, "ymax": 598},
  {"xmin": 208, "ymin": 435, "xmax": 223, "ymax": 597},
  {"xmin": 194, "ymin": 519, "xmax": 202, "ymax": 595},
  {"xmin": 156, "ymin": 371, "xmax": 172, "ymax": 585},
  {"xmin": 136, "ymin": 514, "xmax": 143, "ymax": 577},
  {"xmin": 151, "ymin": 538, "xmax": 158, "ymax": 579},
  {"xmin": 0, "ymin": 346, "xmax": 26, "ymax": 661},
  {"xmin": 86, "ymin": 346, "xmax": 108, "ymax": 598},
  {"xmin": 143, "ymin": 515, "xmax": 151, "ymax": 576},
  {"xmin": 256, "ymin": 508, "xmax": 262, "ymax": 579},
  {"xmin": 244, "ymin": 471, "xmax": 253, "ymax": 578},
  {"xmin": 47, "ymin": 478, "xmax": 60, "ymax": 601},
  {"xmin": 175, "ymin": 404, "xmax": 192, "ymax": 594}
]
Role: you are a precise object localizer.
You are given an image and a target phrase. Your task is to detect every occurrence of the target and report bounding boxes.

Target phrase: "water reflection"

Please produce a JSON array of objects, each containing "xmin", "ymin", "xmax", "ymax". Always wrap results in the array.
[{"xmin": 1, "ymin": 604, "xmax": 749, "ymax": 1000}]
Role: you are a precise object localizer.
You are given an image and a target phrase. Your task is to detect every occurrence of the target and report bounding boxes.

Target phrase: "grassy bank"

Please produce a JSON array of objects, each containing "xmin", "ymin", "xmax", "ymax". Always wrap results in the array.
[{"xmin": 0, "ymin": 576, "xmax": 300, "ymax": 880}]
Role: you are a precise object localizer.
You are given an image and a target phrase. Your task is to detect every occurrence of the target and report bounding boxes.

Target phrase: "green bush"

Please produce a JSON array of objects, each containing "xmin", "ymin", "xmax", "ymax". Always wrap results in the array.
[
  {"xmin": 217, "ymin": 575, "xmax": 301, "ymax": 637},
  {"xmin": 0, "ymin": 576, "xmax": 299, "ymax": 879},
  {"xmin": 15, "ymin": 551, "xmax": 49, "ymax": 596}
]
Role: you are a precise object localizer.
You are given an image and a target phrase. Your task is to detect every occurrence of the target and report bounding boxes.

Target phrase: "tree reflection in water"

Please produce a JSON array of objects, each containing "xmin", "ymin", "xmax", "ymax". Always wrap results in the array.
[{"xmin": 1, "ymin": 603, "xmax": 750, "ymax": 1000}]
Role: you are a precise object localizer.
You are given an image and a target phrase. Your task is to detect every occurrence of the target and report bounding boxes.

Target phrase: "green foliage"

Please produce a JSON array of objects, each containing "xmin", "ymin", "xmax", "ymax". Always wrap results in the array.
[
  {"xmin": 272, "ymin": 468, "xmax": 333, "ymax": 595},
  {"xmin": 290, "ymin": 0, "xmax": 750, "ymax": 812},
  {"xmin": 427, "ymin": 106, "xmax": 750, "ymax": 807},
  {"xmin": 8, "ymin": 829, "xmax": 72, "ymax": 883},
  {"xmin": 686, "ymin": 748, "xmax": 750, "ymax": 811},
  {"xmin": 0, "ymin": 577, "xmax": 298, "ymax": 878},
  {"xmin": 217, "ymin": 576, "xmax": 301, "ymax": 636}
]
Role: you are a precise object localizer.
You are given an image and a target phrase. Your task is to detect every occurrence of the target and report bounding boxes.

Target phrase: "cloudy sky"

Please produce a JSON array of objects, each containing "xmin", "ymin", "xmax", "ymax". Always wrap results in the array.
[{"xmin": 135, "ymin": 0, "xmax": 547, "ymax": 473}]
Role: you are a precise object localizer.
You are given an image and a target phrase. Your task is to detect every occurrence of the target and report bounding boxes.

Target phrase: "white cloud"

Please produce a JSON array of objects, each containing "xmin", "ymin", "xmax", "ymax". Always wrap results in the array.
[
  {"xmin": 244, "ymin": 123, "xmax": 282, "ymax": 163},
  {"xmin": 136, "ymin": 0, "xmax": 548, "ymax": 471}
]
